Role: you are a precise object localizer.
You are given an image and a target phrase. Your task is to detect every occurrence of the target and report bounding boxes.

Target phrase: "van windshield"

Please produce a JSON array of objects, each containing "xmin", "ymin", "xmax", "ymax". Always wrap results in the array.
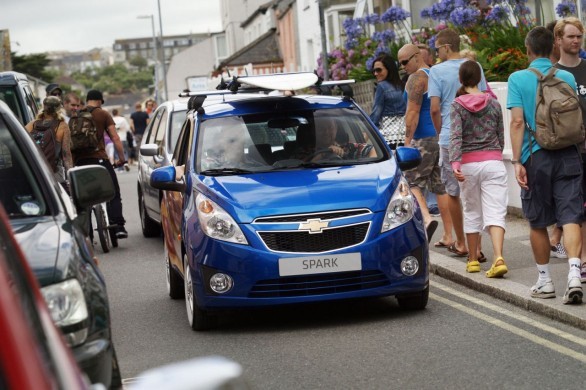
[{"xmin": 196, "ymin": 108, "xmax": 386, "ymax": 174}]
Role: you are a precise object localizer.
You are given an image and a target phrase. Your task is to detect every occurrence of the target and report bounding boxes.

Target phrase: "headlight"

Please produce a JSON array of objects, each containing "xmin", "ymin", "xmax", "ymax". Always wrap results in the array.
[
  {"xmin": 381, "ymin": 176, "xmax": 415, "ymax": 233},
  {"xmin": 41, "ymin": 279, "xmax": 89, "ymax": 346},
  {"xmin": 195, "ymin": 193, "xmax": 248, "ymax": 245}
]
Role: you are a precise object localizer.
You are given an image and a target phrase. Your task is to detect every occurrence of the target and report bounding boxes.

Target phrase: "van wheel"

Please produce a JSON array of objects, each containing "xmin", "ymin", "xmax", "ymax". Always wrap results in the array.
[
  {"xmin": 184, "ymin": 254, "xmax": 216, "ymax": 331},
  {"xmin": 396, "ymin": 286, "xmax": 429, "ymax": 311}
]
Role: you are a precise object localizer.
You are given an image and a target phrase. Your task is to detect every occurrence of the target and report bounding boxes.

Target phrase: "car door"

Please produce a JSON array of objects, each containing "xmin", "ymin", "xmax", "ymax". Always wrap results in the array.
[
  {"xmin": 162, "ymin": 117, "xmax": 193, "ymax": 272},
  {"xmin": 143, "ymin": 108, "xmax": 167, "ymax": 215}
]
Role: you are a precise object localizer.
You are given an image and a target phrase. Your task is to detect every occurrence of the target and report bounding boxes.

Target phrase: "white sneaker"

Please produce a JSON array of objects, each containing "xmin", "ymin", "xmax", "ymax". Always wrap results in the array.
[
  {"xmin": 124, "ymin": 163, "xmax": 130, "ymax": 172},
  {"xmin": 562, "ymin": 277, "xmax": 583, "ymax": 304},
  {"xmin": 530, "ymin": 280, "xmax": 555, "ymax": 299},
  {"xmin": 550, "ymin": 243, "xmax": 568, "ymax": 259}
]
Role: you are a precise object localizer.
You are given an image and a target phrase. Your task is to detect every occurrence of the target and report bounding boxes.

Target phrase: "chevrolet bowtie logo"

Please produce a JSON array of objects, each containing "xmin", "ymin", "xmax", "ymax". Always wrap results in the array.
[{"xmin": 299, "ymin": 218, "xmax": 329, "ymax": 234}]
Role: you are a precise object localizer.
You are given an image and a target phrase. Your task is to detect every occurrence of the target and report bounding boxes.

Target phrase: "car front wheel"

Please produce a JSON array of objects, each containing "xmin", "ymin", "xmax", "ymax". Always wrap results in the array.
[
  {"xmin": 183, "ymin": 253, "xmax": 216, "ymax": 331},
  {"xmin": 396, "ymin": 285, "xmax": 429, "ymax": 311},
  {"xmin": 138, "ymin": 188, "xmax": 161, "ymax": 238}
]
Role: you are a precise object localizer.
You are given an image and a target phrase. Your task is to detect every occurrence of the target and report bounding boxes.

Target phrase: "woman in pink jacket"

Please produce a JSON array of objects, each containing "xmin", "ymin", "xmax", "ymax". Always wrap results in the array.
[{"xmin": 449, "ymin": 60, "xmax": 508, "ymax": 278}]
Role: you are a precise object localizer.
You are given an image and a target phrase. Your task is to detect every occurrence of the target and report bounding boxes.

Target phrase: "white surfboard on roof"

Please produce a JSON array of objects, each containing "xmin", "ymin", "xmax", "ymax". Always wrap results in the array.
[{"xmin": 237, "ymin": 72, "xmax": 318, "ymax": 91}]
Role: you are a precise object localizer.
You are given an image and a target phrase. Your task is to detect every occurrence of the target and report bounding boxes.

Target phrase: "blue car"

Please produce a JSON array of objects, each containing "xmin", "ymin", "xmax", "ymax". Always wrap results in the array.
[{"xmin": 151, "ymin": 74, "xmax": 429, "ymax": 330}]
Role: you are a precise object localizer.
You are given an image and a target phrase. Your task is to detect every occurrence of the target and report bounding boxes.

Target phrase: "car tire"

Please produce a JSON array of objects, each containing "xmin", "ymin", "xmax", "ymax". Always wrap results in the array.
[
  {"xmin": 184, "ymin": 253, "xmax": 216, "ymax": 331},
  {"xmin": 166, "ymin": 245, "xmax": 184, "ymax": 299},
  {"xmin": 138, "ymin": 189, "xmax": 161, "ymax": 238},
  {"xmin": 396, "ymin": 285, "xmax": 429, "ymax": 311}
]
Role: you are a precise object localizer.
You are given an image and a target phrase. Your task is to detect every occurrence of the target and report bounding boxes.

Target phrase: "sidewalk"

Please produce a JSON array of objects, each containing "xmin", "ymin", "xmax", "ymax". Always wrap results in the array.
[{"xmin": 429, "ymin": 212, "xmax": 586, "ymax": 330}]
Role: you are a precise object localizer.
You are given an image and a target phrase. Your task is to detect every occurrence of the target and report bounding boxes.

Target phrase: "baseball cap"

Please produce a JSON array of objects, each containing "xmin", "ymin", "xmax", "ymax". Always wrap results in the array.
[
  {"xmin": 86, "ymin": 89, "xmax": 104, "ymax": 104},
  {"xmin": 46, "ymin": 83, "xmax": 62, "ymax": 96},
  {"xmin": 43, "ymin": 96, "xmax": 63, "ymax": 114}
]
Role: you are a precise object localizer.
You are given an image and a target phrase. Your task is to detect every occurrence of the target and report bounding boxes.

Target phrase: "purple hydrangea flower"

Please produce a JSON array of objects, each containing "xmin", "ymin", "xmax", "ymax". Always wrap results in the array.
[
  {"xmin": 486, "ymin": 4, "xmax": 510, "ymax": 24},
  {"xmin": 364, "ymin": 13, "xmax": 380, "ymax": 25},
  {"xmin": 381, "ymin": 6, "xmax": 410, "ymax": 23},
  {"xmin": 449, "ymin": 7, "xmax": 480, "ymax": 28},
  {"xmin": 556, "ymin": 0, "xmax": 577, "ymax": 17}
]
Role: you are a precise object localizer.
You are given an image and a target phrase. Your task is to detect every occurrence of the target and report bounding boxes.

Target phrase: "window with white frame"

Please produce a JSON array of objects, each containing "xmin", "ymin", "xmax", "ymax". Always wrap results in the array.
[{"xmin": 325, "ymin": 3, "xmax": 355, "ymax": 50}]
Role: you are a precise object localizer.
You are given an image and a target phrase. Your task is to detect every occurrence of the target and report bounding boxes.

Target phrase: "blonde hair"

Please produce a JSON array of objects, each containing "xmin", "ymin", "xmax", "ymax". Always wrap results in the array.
[
  {"xmin": 460, "ymin": 49, "xmax": 477, "ymax": 61},
  {"xmin": 554, "ymin": 17, "xmax": 584, "ymax": 38}
]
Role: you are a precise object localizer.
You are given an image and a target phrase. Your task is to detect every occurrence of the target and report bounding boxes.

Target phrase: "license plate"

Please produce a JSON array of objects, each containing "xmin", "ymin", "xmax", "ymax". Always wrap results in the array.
[{"xmin": 278, "ymin": 253, "xmax": 362, "ymax": 277}]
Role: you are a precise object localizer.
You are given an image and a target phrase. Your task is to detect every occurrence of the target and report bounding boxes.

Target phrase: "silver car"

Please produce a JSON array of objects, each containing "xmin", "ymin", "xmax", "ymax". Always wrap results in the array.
[{"xmin": 137, "ymin": 98, "xmax": 188, "ymax": 237}]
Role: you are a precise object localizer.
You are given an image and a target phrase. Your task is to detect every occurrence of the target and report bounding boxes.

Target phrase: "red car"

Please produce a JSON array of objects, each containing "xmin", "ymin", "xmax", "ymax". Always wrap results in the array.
[{"xmin": 0, "ymin": 204, "xmax": 91, "ymax": 390}]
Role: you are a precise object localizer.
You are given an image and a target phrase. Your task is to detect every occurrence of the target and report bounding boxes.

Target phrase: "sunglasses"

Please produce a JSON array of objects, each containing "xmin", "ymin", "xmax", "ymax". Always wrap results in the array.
[
  {"xmin": 400, "ymin": 53, "xmax": 418, "ymax": 66},
  {"xmin": 372, "ymin": 67, "xmax": 384, "ymax": 74},
  {"xmin": 51, "ymin": 92, "xmax": 62, "ymax": 97},
  {"xmin": 435, "ymin": 43, "xmax": 451, "ymax": 51}
]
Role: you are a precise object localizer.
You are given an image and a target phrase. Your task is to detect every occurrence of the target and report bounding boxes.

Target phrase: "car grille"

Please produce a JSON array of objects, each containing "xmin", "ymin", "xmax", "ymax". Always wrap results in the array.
[
  {"xmin": 258, "ymin": 222, "xmax": 369, "ymax": 253},
  {"xmin": 254, "ymin": 209, "xmax": 370, "ymax": 223},
  {"xmin": 249, "ymin": 270, "xmax": 390, "ymax": 298}
]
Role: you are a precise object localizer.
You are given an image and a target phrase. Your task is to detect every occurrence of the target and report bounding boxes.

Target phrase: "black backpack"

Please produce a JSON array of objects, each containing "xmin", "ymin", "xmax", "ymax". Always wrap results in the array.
[
  {"xmin": 30, "ymin": 119, "xmax": 60, "ymax": 172},
  {"xmin": 69, "ymin": 107, "xmax": 99, "ymax": 151}
]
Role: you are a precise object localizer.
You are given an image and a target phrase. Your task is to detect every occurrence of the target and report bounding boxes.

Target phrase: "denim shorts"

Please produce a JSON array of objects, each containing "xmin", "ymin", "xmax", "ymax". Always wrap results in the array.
[{"xmin": 521, "ymin": 147, "xmax": 583, "ymax": 228}]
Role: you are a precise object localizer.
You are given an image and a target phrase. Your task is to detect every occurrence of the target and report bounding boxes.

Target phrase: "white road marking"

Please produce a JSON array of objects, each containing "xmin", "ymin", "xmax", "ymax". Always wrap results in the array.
[
  {"xmin": 430, "ymin": 292, "xmax": 586, "ymax": 364},
  {"xmin": 431, "ymin": 281, "xmax": 586, "ymax": 347}
]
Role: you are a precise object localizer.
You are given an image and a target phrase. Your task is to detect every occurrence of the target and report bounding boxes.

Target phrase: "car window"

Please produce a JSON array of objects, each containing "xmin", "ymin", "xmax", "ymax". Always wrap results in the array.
[
  {"xmin": 173, "ymin": 118, "xmax": 193, "ymax": 167},
  {"xmin": 0, "ymin": 118, "xmax": 48, "ymax": 218},
  {"xmin": 145, "ymin": 109, "xmax": 164, "ymax": 144},
  {"xmin": 22, "ymin": 85, "xmax": 39, "ymax": 120},
  {"xmin": 154, "ymin": 109, "xmax": 168, "ymax": 150},
  {"xmin": 196, "ymin": 107, "xmax": 385, "ymax": 173},
  {"xmin": 169, "ymin": 110, "xmax": 187, "ymax": 154},
  {"xmin": 0, "ymin": 86, "xmax": 25, "ymax": 124}
]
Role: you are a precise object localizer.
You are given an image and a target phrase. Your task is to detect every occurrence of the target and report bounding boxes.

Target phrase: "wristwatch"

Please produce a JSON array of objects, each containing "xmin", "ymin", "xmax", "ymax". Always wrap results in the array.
[{"xmin": 511, "ymin": 160, "xmax": 520, "ymax": 165}]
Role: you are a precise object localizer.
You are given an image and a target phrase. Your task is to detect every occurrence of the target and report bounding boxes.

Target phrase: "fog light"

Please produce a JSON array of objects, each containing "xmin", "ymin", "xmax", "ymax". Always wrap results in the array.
[
  {"xmin": 400, "ymin": 256, "xmax": 419, "ymax": 276},
  {"xmin": 209, "ymin": 273, "xmax": 233, "ymax": 294}
]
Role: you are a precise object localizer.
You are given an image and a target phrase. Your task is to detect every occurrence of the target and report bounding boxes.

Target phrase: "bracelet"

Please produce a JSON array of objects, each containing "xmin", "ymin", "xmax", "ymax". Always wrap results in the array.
[{"xmin": 511, "ymin": 160, "xmax": 520, "ymax": 165}]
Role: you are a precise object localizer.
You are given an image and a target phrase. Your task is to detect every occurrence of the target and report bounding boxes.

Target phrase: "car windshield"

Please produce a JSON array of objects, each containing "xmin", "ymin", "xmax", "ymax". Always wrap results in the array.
[
  {"xmin": 0, "ymin": 118, "xmax": 48, "ymax": 218},
  {"xmin": 196, "ymin": 108, "xmax": 385, "ymax": 175}
]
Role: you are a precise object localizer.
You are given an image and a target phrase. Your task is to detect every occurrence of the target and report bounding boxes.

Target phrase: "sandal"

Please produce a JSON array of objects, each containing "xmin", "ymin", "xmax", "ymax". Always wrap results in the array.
[
  {"xmin": 478, "ymin": 251, "xmax": 487, "ymax": 263},
  {"xmin": 466, "ymin": 259, "xmax": 481, "ymax": 273},
  {"xmin": 448, "ymin": 243, "xmax": 469, "ymax": 257},
  {"xmin": 486, "ymin": 257, "xmax": 508, "ymax": 278},
  {"xmin": 434, "ymin": 241, "xmax": 453, "ymax": 248}
]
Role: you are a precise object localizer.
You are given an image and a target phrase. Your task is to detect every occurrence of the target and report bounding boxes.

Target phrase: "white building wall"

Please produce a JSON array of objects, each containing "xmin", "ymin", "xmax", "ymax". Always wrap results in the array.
[{"xmin": 296, "ymin": 0, "xmax": 322, "ymax": 72}]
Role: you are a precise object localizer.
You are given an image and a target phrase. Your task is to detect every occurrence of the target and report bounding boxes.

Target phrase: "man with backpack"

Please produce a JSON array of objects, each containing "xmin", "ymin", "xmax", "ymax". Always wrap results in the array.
[
  {"xmin": 508, "ymin": 26, "xmax": 584, "ymax": 304},
  {"xmin": 25, "ymin": 96, "xmax": 72, "ymax": 189},
  {"xmin": 553, "ymin": 17, "xmax": 586, "ymax": 283},
  {"xmin": 71, "ymin": 89, "xmax": 128, "ymax": 239}
]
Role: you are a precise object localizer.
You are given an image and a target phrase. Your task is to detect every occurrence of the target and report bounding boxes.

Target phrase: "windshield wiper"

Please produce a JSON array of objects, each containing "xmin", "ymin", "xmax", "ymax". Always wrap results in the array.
[{"xmin": 200, "ymin": 167, "xmax": 255, "ymax": 176}]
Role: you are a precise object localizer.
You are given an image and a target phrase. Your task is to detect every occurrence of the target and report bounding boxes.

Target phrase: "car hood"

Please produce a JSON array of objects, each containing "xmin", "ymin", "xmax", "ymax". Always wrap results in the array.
[
  {"xmin": 197, "ymin": 162, "xmax": 399, "ymax": 223},
  {"xmin": 11, "ymin": 217, "xmax": 63, "ymax": 286}
]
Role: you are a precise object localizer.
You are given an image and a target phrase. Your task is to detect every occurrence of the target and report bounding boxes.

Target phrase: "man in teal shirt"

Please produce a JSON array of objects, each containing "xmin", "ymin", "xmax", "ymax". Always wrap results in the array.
[{"xmin": 507, "ymin": 26, "xmax": 583, "ymax": 304}]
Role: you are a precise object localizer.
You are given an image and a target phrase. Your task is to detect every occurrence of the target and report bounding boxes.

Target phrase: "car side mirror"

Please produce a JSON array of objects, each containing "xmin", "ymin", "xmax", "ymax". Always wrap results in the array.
[
  {"xmin": 68, "ymin": 165, "xmax": 115, "ymax": 210},
  {"xmin": 395, "ymin": 146, "xmax": 422, "ymax": 171},
  {"xmin": 150, "ymin": 165, "xmax": 186, "ymax": 192},
  {"xmin": 140, "ymin": 143, "xmax": 159, "ymax": 157}
]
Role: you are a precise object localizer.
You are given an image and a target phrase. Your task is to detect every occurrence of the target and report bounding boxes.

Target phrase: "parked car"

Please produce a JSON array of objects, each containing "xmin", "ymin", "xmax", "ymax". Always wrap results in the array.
[
  {"xmin": 0, "ymin": 71, "xmax": 39, "ymax": 125},
  {"xmin": 0, "ymin": 100, "xmax": 121, "ymax": 388},
  {"xmin": 0, "ymin": 203, "xmax": 94, "ymax": 390},
  {"xmin": 138, "ymin": 98, "xmax": 188, "ymax": 237},
  {"xmin": 151, "ymin": 73, "xmax": 429, "ymax": 331}
]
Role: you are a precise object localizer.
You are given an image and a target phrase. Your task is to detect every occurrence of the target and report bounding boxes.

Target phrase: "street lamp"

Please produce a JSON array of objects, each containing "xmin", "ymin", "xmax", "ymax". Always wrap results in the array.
[{"xmin": 137, "ymin": 14, "xmax": 160, "ymax": 104}]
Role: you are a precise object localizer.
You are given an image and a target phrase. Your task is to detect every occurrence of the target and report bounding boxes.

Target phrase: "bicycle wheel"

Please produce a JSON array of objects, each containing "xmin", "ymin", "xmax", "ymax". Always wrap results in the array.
[{"xmin": 94, "ymin": 204, "xmax": 111, "ymax": 253}]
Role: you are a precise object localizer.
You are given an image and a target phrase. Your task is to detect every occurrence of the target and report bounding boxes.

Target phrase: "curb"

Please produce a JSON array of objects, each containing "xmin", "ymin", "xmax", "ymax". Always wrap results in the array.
[{"xmin": 430, "ymin": 253, "xmax": 586, "ymax": 331}]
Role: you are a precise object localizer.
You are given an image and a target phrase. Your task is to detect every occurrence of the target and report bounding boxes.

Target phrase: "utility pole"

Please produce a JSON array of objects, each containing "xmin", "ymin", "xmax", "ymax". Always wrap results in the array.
[
  {"xmin": 157, "ymin": 0, "xmax": 169, "ymax": 101},
  {"xmin": 318, "ymin": 0, "xmax": 329, "ymax": 81}
]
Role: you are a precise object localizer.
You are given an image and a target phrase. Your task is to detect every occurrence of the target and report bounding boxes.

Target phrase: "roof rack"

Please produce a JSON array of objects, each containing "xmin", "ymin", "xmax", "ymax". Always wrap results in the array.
[{"xmin": 179, "ymin": 72, "xmax": 356, "ymax": 110}]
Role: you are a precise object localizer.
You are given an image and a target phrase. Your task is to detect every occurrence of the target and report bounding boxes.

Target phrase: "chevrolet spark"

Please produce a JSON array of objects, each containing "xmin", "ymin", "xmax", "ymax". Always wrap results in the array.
[{"xmin": 151, "ymin": 74, "xmax": 429, "ymax": 330}]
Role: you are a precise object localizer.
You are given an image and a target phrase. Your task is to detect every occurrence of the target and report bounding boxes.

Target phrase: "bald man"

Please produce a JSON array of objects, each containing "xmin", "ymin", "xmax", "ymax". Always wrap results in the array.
[{"xmin": 397, "ymin": 43, "xmax": 449, "ymax": 245}]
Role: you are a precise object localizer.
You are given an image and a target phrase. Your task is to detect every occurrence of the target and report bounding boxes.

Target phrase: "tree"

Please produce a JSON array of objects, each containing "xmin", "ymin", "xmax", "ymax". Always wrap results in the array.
[
  {"xmin": 129, "ymin": 56, "xmax": 148, "ymax": 70},
  {"xmin": 11, "ymin": 52, "xmax": 54, "ymax": 81}
]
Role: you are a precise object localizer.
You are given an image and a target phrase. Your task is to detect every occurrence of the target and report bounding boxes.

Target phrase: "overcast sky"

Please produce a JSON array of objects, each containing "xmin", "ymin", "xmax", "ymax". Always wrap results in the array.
[{"xmin": 1, "ymin": 0, "xmax": 222, "ymax": 55}]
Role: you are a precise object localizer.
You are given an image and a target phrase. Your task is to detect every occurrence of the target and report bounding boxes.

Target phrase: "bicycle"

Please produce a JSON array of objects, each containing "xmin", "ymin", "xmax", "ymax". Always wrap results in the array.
[{"xmin": 90, "ymin": 201, "xmax": 119, "ymax": 253}]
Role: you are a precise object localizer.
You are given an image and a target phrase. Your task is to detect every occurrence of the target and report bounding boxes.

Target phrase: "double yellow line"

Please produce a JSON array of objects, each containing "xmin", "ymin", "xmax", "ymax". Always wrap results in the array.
[{"xmin": 430, "ymin": 281, "xmax": 586, "ymax": 363}]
